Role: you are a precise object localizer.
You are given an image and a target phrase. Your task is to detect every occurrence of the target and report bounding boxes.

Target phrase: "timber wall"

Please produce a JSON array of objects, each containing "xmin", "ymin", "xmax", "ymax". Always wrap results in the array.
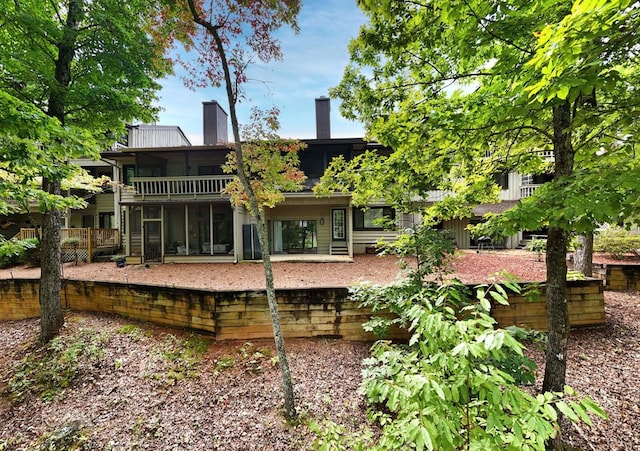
[
  {"xmin": 0, "ymin": 279, "xmax": 605, "ymax": 340},
  {"xmin": 491, "ymin": 280, "xmax": 605, "ymax": 331},
  {"xmin": 593, "ymin": 263, "xmax": 640, "ymax": 291}
]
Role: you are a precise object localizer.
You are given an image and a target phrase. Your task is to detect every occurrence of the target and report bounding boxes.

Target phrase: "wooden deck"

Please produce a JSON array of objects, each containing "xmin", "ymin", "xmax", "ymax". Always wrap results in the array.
[{"xmin": 19, "ymin": 227, "xmax": 120, "ymax": 263}]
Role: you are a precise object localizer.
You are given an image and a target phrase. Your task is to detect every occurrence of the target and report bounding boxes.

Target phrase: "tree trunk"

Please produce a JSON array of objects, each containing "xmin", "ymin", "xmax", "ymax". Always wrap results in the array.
[
  {"xmin": 39, "ymin": 0, "xmax": 83, "ymax": 342},
  {"xmin": 544, "ymin": 101, "xmax": 575, "ymax": 450},
  {"xmin": 186, "ymin": 3, "xmax": 297, "ymax": 420},
  {"xmin": 39, "ymin": 188, "xmax": 64, "ymax": 342},
  {"xmin": 255, "ymin": 221, "xmax": 297, "ymax": 420},
  {"xmin": 542, "ymin": 227, "xmax": 569, "ymax": 395},
  {"xmin": 573, "ymin": 232, "xmax": 593, "ymax": 277}
]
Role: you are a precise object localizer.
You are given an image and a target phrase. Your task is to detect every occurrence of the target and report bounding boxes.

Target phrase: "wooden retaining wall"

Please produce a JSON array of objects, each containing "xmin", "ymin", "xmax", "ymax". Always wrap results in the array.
[
  {"xmin": 593, "ymin": 263, "xmax": 640, "ymax": 291},
  {"xmin": 0, "ymin": 279, "xmax": 605, "ymax": 340},
  {"xmin": 491, "ymin": 280, "xmax": 605, "ymax": 331}
]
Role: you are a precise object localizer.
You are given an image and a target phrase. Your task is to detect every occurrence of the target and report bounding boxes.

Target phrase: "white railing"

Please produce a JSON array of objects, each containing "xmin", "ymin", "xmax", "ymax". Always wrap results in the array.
[
  {"xmin": 520, "ymin": 184, "xmax": 542, "ymax": 198},
  {"xmin": 537, "ymin": 150, "xmax": 554, "ymax": 159},
  {"xmin": 131, "ymin": 175, "xmax": 235, "ymax": 198}
]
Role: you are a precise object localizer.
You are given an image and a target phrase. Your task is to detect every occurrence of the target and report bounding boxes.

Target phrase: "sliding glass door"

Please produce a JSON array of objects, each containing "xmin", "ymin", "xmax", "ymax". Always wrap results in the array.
[{"xmin": 272, "ymin": 220, "xmax": 317, "ymax": 254}]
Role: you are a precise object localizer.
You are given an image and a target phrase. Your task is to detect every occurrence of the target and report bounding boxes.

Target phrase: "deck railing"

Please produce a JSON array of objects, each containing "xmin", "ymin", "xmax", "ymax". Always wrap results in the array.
[
  {"xmin": 131, "ymin": 175, "xmax": 234, "ymax": 198},
  {"xmin": 19, "ymin": 227, "xmax": 120, "ymax": 263},
  {"xmin": 519, "ymin": 184, "xmax": 542, "ymax": 198}
]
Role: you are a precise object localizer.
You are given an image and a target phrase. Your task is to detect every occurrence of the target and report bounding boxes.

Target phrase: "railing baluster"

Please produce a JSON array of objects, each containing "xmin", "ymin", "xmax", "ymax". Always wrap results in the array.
[{"xmin": 130, "ymin": 176, "xmax": 234, "ymax": 197}]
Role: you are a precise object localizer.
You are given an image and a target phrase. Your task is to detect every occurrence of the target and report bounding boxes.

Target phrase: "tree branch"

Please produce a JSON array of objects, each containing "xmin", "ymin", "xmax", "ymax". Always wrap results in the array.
[{"xmin": 462, "ymin": 0, "xmax": 534, "ymax": 56}]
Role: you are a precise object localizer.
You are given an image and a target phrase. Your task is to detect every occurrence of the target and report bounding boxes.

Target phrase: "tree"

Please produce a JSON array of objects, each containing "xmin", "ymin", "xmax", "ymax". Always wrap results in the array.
[
  {"xmin": 312, "ymin": 235, "xmax": 606, "ymax": 450},
  {"xmin": 0, "ymin": 0, "xmax": 172, "ymax": 341},
  {"xmin": 322, "ymin": 1, "xmax": 640, "ymax": 446},
  {"xmin": 573, "ymin": 232, "xmax": 593, "ymax": 277},
  {"xmin": 157, "ymin": 0, "xmax": 303, "ymax": 421}
]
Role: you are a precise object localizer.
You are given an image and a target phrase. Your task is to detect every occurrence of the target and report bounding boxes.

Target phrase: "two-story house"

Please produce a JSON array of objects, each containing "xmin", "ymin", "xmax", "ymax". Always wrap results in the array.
[
  {"xmin": 90, "ymin": 97, "xmax": 554, "ymax": 263},
  {"xmin": 103, "ymin": 99, "xmax": 414, "ymax": 264},
  {"xmin": 1, "ymin": 97, "xmax": 552, "ymax": 260}
]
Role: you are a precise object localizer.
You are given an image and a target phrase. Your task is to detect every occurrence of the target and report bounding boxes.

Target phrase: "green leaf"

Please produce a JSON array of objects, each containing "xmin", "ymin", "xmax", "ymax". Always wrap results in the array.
[
  {"xmin": 556, "ymin": 84, "xmax": 570, "ymax": 100},
  {"xmin": 543, "ymin": 403, "xmax": 558, "ymax": 422},
  {"xmin": 479, "ymin": 297, "xmax": 492, "ymax": 311},
  {"xmin": 570, "ymin": 400, "xmax": 593, "ymax": 425},
  {"xmin": 489, "ymin": 290, "xmax": 509, "ymax": 306},
  {"xmin": 556, "ymin": 401, "xmax": 580, "ymax": 423},
  {"xmin": 581, "ymin": 397, "xmax": 608, "ymax": 419}
]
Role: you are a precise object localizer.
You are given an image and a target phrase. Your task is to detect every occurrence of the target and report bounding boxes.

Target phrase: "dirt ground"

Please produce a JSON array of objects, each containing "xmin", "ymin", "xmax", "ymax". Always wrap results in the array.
[{"xmin": 0, "ymin": 250, "xmax": 639, "ymax": 450}]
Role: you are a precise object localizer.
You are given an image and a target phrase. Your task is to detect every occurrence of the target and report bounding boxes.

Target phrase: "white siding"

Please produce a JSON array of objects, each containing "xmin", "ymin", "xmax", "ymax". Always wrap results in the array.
[
  {"xmin": 128, "ymin": 126, "xmax": 190, "ymax": 148},
  {"xmin": 499, "ymin": 172, "xmax": 523, "ymax": 201},
  {"xmin": 95, "ymin": 193, "xmax": 114, "ymax": 213}
]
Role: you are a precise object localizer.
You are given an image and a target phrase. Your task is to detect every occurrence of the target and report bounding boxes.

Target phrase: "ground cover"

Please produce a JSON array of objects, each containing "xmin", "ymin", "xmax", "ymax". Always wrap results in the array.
[{"xmin": 0, "ymin": 251, "xmax": 638, "ymax": 449}]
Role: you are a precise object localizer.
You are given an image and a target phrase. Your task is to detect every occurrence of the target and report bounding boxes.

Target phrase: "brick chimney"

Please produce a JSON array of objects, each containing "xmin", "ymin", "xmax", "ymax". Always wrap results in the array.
[
  {"xmin": 203, "ymin": 100, "xmax": 229, "ymax": 145},
  {"xmin": 315, "ymin": 96, "xmax": 331, "ymax": 139}
]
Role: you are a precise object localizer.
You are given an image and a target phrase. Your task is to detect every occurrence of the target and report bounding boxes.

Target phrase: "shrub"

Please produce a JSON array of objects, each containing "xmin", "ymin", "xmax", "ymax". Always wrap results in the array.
[
  {"xmin": 0, "ymin": 237, "xmax": 39, "ymax": 268},
  {"xmin": 312, "ymin": 233, "xmax": 604, "ymax": 450},
  {"xmin": 525, "ymin": 238, "xmax": 547, "ymax": 262},
  {"xmin": 377, "ymin": 224, "xmax": 456, "ymax": 281},
  {"xmin": 594, "ymin": 226, "xmax": 640, "ymax": 259},
  {"xmin": 312, "ymin": 280, "xmax": 606, "ymax": 450}
]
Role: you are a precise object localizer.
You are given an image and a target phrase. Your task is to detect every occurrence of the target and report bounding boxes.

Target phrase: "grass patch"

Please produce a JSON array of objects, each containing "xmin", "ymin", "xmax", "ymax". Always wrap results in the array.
[
  {"xmin": 115, "ymin": 323, "xmax": 151, "ymax": 341},
  {"xmin": 147, "ymin": 334, "xmax": 212, "ymax": 385},
  {"xmin": 4, "ymin": 329, "xmax": 109, "ymax": 403}
]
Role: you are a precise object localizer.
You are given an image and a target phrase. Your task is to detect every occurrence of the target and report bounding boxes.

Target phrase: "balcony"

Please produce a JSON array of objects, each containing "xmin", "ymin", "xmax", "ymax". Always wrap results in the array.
[
  {"xmin": 520, "ymin": 184, "xmax": 542, "ymax": 198},
  {"xmin": 130, "ymin": 175, "xmax": 235, "ymax": 199}
]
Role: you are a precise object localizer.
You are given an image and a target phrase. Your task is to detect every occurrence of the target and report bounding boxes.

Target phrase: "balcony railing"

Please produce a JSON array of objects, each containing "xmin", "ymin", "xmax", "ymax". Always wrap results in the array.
[
  {"xmin": 520, "ymin": 184, "xmax": 542, "ymax": 198},
  {"xmin": 131, "ymin": 175, "xmax": 235, "ymax": 198}
]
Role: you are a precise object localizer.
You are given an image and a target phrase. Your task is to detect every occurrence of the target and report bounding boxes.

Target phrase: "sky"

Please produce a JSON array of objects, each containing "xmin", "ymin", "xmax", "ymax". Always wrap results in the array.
[{"xmin": 155, "ymin": 0, "xmax": 368, "ymax": 145}]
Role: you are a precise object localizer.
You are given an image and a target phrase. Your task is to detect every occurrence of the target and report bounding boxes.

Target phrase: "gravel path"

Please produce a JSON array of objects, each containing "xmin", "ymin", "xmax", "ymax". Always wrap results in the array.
[{"xmin": 0, "ymin": 250, "xmax": 549, "ymax": 289}]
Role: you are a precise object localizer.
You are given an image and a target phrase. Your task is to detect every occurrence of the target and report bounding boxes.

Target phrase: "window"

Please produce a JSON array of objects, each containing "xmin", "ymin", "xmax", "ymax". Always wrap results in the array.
[
  {"xmin": 123, "ymin": 165, "xmax": 135, "ymax": 185},
  {"xmin": 99, "ymin": 212, "xmax": 115, "ymax": 228},
  {"xmin": 272, "ymin": 220, "xmax": 317, "ymax": 254},
  {"xmin": 353, "ymin": 207, "xmax": 395, "ymax": 230},
  {"xmin": 493, "ymin": 171, "xmax": 509, "ymax": 189}
]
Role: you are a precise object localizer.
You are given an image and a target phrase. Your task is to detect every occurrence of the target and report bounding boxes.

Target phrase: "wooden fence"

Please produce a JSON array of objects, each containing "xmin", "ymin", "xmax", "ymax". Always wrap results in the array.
[{"xmin": 19, "ymin": 228, "xmax": 120, "ymax": 263}]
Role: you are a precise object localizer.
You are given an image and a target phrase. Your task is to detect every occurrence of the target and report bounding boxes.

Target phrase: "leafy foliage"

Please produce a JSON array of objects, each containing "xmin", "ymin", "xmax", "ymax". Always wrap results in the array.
[
  {"xmin": 325, "ymin": 0, "xmax": 640, "ymax": 233},
  {"xmin": 314, "ymin": 279, "xmax": 606, "ymax": 450},
  {"xmin": 325, "ymin": 0, "xmax": 640, "ymax": 418},
  {"xmin": 0, "ymin": 0, "xmax": 172, "ymax": 209},
  {"xmin": 0, "ymin": 237, "xmax": 39, "ymax": 268},
  {"xmin": 377, "ymin": 224, "xmax": 456, "ymax": 282},
  {"xmin": 1, "ymin": 0, "xmax": 176, "ymax": 341},
  {"xmin": 0, "ymin": 91, "xmax": 97, "ymax": 216},
  {"xmin": 594, "ymin": 226, "xmax": 640, "ymax": 259},
  {"xmin": 222, "ymin": 107, "xmax": 306, "ymax": 209},
  {"xmin": 314, "ymin": 223, "xmax": 604, "ymax": 449},
  {"xmin": 525, "ymin": 239, "xmax": 547, "ymax": 262},
  {"xmin": 156, "ymin": 0, "xmax": 300, "ymax": 101}
]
